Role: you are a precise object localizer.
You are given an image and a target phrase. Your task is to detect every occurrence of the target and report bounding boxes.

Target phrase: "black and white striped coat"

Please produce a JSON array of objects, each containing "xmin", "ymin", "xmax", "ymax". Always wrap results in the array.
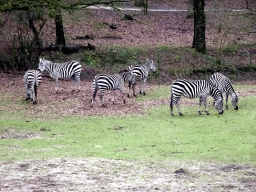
[
  {"xmin": 170, "ymin": 79, "xmax": 224, "ymax": 116},
  {"xmin": 38, "ymin": 58, "xmax": 81, "ymax": 93},
  {"xmin": 209, "ymin": 72, "xmax": 238, "ymax": 110},
  {"xmin": 91, "ymin": 70, "xmax": 133, "ymax": 106},
  {"xmin": 23, "ymin": 69, "xmax": 42, "ymax": 104},
  {"xmin": 128, "ymin": 59, "xmax": 157, "ymax": 96}
]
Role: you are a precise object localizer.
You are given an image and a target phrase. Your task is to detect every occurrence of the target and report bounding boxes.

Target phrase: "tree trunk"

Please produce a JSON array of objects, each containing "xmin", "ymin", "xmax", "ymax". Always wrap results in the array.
[
  {"xmin": 55, "ymin": 11, "xmax": 66, "ymax": 46},
  {"xmin": 187, "ymin": 0, "xmax": 194, "ymax": 19},
  {"xmin": 193, "ymin": 0, "xmax": 206, "ymax": 54},
  {"xmin": 28, "ymin": 17, "xmax": 42, "ymax": 47}
]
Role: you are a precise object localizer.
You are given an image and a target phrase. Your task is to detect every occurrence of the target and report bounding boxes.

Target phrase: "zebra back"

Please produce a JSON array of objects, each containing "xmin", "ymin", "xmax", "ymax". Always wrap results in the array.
[
  {"xmin": 128, "ymin": 59, "xmax": 157, "ymax": 79},
  {"xmin": 93, "ymin": 73, "xmax": 124, "ymax": 92},
  {"xmin": 38, "ymin": 58, "xmax": 81, "ymax": 79},
  {"xmin": 209, "ymin": 72, "xmax": 235, "ymax": 94},
  {"xmin": 24, "ymin": 69, "xmax": 42, "ymax": 88}
]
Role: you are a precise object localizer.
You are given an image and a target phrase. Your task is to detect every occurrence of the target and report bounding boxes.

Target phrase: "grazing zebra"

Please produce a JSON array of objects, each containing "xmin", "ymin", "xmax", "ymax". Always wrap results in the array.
[
  {"xmin": 209, "ymin": 72, "xmax": 238, "ymax": 110},
  {"xmin": 38, "ymin": 58, "xmax": 81, "ymax": 93},
  {"xmin": 128, "ymin": 59, "xmax": 157, "ymax": 96},
  {"xmin": 170, "ymin": 79, "xmax": 224, "ymax": 116},
  {"xmin": 91, "ymin": 70, "xmax": 133, "ymax": 106},
  {"xmin": 23, "ymin": 69, "xmax": 42, "ymax": 104}
]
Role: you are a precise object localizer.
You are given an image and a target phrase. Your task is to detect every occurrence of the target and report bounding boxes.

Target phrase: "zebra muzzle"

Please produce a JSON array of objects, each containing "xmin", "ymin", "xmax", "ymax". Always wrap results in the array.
[
  {"xmin": 234, "ymin": 106, "xmax": 238, "ymax": 110},
  {"xmin": 219, "ymin": 110, "xmax": 224, "ymax": 114}
]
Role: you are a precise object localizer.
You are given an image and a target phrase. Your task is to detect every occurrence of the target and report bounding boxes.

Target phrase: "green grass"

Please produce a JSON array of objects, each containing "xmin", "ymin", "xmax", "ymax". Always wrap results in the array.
[{"xmin": 0, "ymin": 85, "xmax": 255, "ymax": 164}]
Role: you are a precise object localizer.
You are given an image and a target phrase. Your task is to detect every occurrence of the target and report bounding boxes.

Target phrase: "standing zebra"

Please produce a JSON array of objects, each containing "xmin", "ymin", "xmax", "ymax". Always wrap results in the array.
[
  {"xmin": 38, "ymin": 58, "xmax": 81, "ymax": 93},
  {"xmin": 23, "ymin": 69, "xmax": 42, "ymax": 104},
  {"xmin": 91, "ymin": 69, "xmax": 133, "ymax": 106},
  {"xmin": 128, "ymin": 59, "xmax": 157, "ymax": 96},
  {"xmin": 209, "ymin": 72, "xmax": 238, "ymax": 110},
  {"xmin": 170, "ymin": 79, "xmax": 224, "ymax": 116}
]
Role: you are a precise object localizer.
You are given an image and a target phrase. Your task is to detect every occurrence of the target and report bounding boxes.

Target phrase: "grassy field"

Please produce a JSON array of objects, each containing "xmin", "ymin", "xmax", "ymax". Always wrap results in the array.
[{"xmin": 0, "ymin": 85, "xmax": 255, "ymax": 165}]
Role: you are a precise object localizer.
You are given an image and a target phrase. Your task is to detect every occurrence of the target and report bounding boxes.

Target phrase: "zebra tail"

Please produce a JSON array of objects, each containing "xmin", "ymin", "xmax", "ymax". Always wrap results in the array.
[
  {"xmin": 170, "ymin": 93, "xmax": 174, "ymax": 113},
  {"xmin": 33, "ymin": 79, "xmax": 37, "ymax": 104},
  {"xmin": 92, "ymin": 77, "xmax": 98, "ymax": 100}
]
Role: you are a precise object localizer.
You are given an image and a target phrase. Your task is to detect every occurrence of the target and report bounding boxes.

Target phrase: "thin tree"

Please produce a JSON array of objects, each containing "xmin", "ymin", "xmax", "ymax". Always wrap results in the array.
[{"xmin": 192, "ymin": 0, "xmax": 206, "ymax": 54}]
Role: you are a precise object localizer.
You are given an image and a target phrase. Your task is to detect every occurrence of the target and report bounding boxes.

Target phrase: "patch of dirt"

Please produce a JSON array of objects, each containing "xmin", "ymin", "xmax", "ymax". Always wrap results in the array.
[
  {"xmin": 0, "ymin": 128, "xmax": 40, "ymax": 140},
  {"xmin": 0, "ymin": 158, "xmax": 255, "ymax": 191}
]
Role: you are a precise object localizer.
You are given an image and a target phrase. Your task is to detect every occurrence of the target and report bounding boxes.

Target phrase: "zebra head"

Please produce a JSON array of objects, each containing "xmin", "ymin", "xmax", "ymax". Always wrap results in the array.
[
  {"xmin": 145, "ymin": 59, "xmax": 157, "ymax": 73},
  {"xmin": 215, "ymin": 96, "xmax": 224, "ymax": 114},
  {"xmin": 38, "ymin": 58, "xmax": 51, "ymax": 72},
  {"xmin": 231, "ymin": 92, "xmax": 239, "ymax": 110}
]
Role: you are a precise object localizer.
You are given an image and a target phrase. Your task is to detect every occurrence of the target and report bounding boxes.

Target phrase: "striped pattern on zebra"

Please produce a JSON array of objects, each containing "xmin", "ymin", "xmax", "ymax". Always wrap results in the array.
[
  {"xmin": 128, "ymin": 59, "xmax": 157, "ymax": 96},
  {"xmin": 38, "ymin": 58, "xmax": 81, "ymax": 93},
  {"xmin": 91, "ymin": 69, "xmax": 133, "ymax": 106},
  {"xmin": 170, "ymin": 79, "xmax": 224, "ymax": 116},
  {"xmin": 209, "ymin": 72, "xmax": 238, "ymax": 110},
  {"xmin": 23, "ymin": 69, "xmax": 42, "ymax": 104}
]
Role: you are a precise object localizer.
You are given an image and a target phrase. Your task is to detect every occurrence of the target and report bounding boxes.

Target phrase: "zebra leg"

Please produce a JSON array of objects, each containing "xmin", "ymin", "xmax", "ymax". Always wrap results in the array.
[
  {"xmin": 73, "ymin": 75, "xmax": 81, "ymax": 92},
  {"xmin": 33, "ymin": 84, "xmax": 37, "ymax": 104},
  {"xmin": 117, "ymin": 88, "xmax": 126, "ymax": 104},
  {"xmin": 198, "ymin": 97, "xmax": 203, "ymax": 115},
  {"xmin": 203, "ymin": 97, "xmax": 210, "ymax": 115},
  {"xmin": 112, "ymin": 90, "xmax": 116, "ymax": 104},
  {"xmin": 225, "ymin": 92, "xmax": 229, "ymax": 109},
  {"xmin": 171, "ymin": 96, "xmax": 183, "ymax": 116},
  {"xmin": 141, "ymin": 78, "xmax": 147, "ymax": 95},
  {"xmin": 55, "ymin": 78, "xmax": 58, "ymax": 93},
  {"xmin": 170, "ymin": 93, "xmax": 175, "ymax": 116},
  {"xmin": 91, "ymin": 89, "xmax": 98, "ymax": 104},
  {"xmin": 100, "ymin": 90, "xmax": 107, "ymax": 107},
  {"xmin": 132, "ymin": 82, "xmax": 137, "ymax": 97}
]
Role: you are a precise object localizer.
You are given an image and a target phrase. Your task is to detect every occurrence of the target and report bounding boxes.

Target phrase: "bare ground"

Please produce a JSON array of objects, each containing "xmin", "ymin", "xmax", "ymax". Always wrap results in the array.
[{"xmin": 0, "ymin": 158, "xmax": 256, "ymax": 191}]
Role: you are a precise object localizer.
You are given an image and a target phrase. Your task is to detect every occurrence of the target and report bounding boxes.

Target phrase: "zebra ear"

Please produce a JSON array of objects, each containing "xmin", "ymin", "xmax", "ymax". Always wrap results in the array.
[{"xmin": 39, "ymin": 58, "xmax": 42, "ymax": 62}]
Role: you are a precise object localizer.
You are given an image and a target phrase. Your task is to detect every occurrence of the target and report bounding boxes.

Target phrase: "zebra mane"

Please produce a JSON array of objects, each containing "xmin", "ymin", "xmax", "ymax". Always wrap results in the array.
[{"xmin": 119, "ymin": 69, "xmax": 130, "ymax": 74}]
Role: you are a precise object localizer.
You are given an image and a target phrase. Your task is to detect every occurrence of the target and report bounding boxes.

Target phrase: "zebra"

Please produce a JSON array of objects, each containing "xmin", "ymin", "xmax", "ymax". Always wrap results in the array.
[
  {"xmin": 170, "ymin": 79, "xmax": 224, "ymax": 116},
  {"xmin": 23, "ymin": 69, "xmax": 42, "ymax": 104},
  {"xmin": 128, "ymin": 59, "xmax": 157, "ymax": 96},
  {"xmin": 38, "ymin": 58, "xmax": 81, "ymax": 93},
  {"xmin": 209, "ymin": 72, "xmax": 238, "ymax": 110},
  {"xmin": 91, "ymin": 69, "xmax": 133, "ymax": 106}
]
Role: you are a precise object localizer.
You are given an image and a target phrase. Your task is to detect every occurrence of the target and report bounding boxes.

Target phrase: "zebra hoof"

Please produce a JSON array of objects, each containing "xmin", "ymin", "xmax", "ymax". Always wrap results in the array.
[
  {"xmin": 198, "ymin": 111, "xmax": 202, "ymax": 115},
  {"xmin": 143, "ymin": 92, "xmax": 146, "ymax": 96},
  {"xmin": 179, "ymin": 112, "xmax": 183, "ymax": 116},
  {"xmin": 123, "ymin": 100, "xmax": 126, "ymax": 104},
  {"xmin": 206, "ymin": 112, "xmax": 210, "ymax": 115},
  {"xmin": 127, "ymin": 94, "xmax": 130, "ymax": 98},
  {"xmin": 33, "ymin": 101, "xmax": 37, "ymax": 105},
  {"xmin": 140, "ymin": 91, "xmax": 142, "ymax": 94},
  {"xmin": 234, "ymin": 106, "xmax": 238, "ymax": 110},
  {"xmin": 171, "ymin": 113, "xmax": 175, "ymax": 117},
  {"xmin": 133, "ymin": 94, "xmax": 137, "ymax": 97},
  {"xmin": 226, "ymin": 106, "xmax": 229, "ymax": 110}
]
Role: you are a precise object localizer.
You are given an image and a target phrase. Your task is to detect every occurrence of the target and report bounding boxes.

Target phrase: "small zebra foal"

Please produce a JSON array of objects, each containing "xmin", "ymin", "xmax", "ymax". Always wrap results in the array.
[
  {"xmin": 23, "ymin": 69, "xmax": 42, "ymax": 104},
  {"xmin": 209, "ymin": 72, "xmax": 238, "ymax": 110},
  {"xmin": 128, "ymin": 59, "xmax": 157, "ymax": 96},
  {"xmin": 38, "ymin": 58, "xmax": 81, "ymax": 93},
  {"xmin": 170, "ymin": 79, "xmax": 224, "ymax": 116},
  {"xmin": 91, "ymin": 70, "xmax": 132, "ymax": 106}
]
